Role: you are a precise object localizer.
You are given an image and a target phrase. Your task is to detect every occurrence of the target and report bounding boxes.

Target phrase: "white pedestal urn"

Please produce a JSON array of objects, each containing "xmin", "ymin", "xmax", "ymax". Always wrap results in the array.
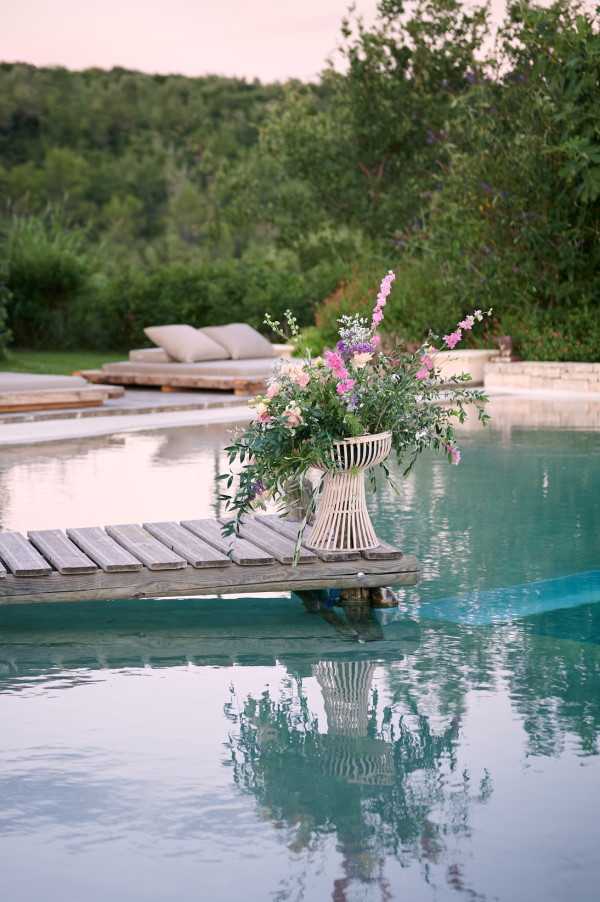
[{"xmin": 309, "ymin": 431, "xmax": 392, "ymax": 552}]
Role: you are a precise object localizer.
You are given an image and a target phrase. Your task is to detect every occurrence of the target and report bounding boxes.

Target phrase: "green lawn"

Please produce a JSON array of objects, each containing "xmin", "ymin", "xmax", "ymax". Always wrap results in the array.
[{"xmin": 0, "ymin": 349, "xmax": 123, "ymax": 376}]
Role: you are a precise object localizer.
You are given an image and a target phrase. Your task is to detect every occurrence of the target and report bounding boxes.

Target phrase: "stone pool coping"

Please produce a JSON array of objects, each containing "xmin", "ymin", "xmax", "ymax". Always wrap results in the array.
[
  {"xmin": 2, "ymin": 386, "xmax": 600, "ymax": 447},
  {"xmin": 0, "ymin": 404, "xmax": 254, "ymax": 447}
]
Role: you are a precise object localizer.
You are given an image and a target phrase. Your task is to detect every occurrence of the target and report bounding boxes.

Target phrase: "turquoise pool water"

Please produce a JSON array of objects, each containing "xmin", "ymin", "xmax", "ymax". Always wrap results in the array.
[{"xmin": 1, "ymin": 420, "xmax": 600, "ymax": 901}]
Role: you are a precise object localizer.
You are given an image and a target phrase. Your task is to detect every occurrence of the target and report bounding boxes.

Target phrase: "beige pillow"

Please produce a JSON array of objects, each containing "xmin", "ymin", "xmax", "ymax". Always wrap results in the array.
[
  {"xmin": 144, "ymin": 325, "xmax": 228, "ymax": 363},
  {"xmin": 201, "ymin": 323, "xmax": 274, "ymax": 360},
  {"xmin": 129, "ymin": 347, "xmax": 173, "ymax": 363}
]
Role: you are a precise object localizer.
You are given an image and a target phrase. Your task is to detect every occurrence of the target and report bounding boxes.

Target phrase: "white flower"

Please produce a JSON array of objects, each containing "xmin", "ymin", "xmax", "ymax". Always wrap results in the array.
[{"xmin": 253, "ymin": 401, "xmax": 269, "ymax": 417}]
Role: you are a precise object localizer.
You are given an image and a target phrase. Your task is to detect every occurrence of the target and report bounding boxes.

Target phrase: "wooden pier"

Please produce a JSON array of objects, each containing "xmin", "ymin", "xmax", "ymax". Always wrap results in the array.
[{"xmin": 0, "ymin": 515, "xmax": 419, "ymax": 606}]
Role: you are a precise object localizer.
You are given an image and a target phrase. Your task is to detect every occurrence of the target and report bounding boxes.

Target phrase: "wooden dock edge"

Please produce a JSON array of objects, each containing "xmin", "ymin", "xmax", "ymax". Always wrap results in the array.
[{"xmin": 0, "ymin": 556, "xmax": 420, "ymax": 605}]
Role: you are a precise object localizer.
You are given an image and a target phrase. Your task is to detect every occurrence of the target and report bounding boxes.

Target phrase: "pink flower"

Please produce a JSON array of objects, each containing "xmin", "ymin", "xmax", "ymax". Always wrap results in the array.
[
  {"xmin": 445, "ymin": 443, "xmax": 461, "ymax": 465},
  {"xmin": 283, "ymin": 405, "xmax": 303, "ymax": 427},
  {"xmin": 324, "ymin": 350, "xmax": 345, "ymax": 373},
  {"xmin": 371, "ymin": 270, "xmax": 396, "ymax": 330},
  {"xmin": 415, "ymin": 367, "xmax": 429, "ymax": 381},
  {"xmin": 443, "ymin": 330, "xmax": 462, "ymax": 350},
  {"xmin": 257, "ymin": 411, "xmax": 272, "ymax": 424},
  {"xmin": 372, "ymin": 334, "xmax": 381, "ymax": 346},
  {"xmin": 458, "ymin": 315, "xmax": 475, "ymax": 331},
  {"xmin": 266, "ymin": 382, "xmax": 280, "ymax": 398},
  {"xmin": 336, "ymin": 378, "xmax": 356, "ymax": 395},
  {"xmin": 420, "ymin": 354, "xmax": 434, "ymax": 371},
  {"xmin": 292, "ymin": 369, "xmax": 310, "ymax": 388}
]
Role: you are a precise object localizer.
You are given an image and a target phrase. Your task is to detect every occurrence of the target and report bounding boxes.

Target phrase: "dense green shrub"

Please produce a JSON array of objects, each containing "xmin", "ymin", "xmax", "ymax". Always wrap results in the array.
[
  {"xmin": 1, "ymin": 215, "xmax": 346, "ymax": 350},
  {"xmin": 3, "ymin": 216, "xmax": 90, "ymax": 348},
  {"xmin": 0, "ymin": 277, "xmax": 11, "ymax": 357},
  {"xmin": 91, "ymin": 257, "xmax": 345, "ymax": 350}
]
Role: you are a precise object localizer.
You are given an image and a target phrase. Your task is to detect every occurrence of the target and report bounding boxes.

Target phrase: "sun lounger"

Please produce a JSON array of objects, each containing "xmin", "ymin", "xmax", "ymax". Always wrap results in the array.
[
  {"xmin": 0, "ymin": 373, "xmax": 124, "ymax": 413},
  {"xmin": 80, "ymin": 357, "xmax": 278, "ymax": 395},
  {"xmin": 80, "ymin": 337, "xmax": 293, "ymax": 395}
]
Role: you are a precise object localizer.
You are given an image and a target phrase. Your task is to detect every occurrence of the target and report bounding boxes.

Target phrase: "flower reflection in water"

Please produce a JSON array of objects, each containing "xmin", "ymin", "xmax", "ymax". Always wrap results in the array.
[{"xmin": 225, "ymin": 653, "xmax": 492, "ymax": 901}]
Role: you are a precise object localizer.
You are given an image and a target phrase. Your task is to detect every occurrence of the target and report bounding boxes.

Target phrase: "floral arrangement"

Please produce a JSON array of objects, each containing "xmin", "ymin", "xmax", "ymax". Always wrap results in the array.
[{"xmin": 220, "ymin": 271, "xmax": 491, "ymax": 539}]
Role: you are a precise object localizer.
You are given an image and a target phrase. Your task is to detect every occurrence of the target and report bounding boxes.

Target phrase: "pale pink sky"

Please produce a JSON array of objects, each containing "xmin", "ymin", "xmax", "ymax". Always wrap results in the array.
[{"xmin": 2, "ymin": 0, "xmax": 509, "ymax": 82}]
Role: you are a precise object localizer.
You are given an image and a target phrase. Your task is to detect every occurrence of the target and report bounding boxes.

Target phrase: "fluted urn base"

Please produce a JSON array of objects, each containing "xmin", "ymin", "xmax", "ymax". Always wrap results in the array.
[{"xmin": 309, "ymin": 431, "xmax": 392, "ymax": 552}]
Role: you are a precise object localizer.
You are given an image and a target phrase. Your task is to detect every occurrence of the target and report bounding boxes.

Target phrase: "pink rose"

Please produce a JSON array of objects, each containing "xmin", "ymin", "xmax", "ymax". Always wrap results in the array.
[
  {"xmin": 283, "ymin": 404, "xmax": 303, "ymax": 427},
  {"xmin": 266, "ymin": 382, "xmax": 280, "ymax": 398},
  {"xmin": 292, "ymin": 369, "xmax": 310, "ymax": 388}
]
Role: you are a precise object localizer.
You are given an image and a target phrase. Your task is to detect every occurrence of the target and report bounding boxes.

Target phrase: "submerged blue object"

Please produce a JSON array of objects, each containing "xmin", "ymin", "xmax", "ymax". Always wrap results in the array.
[{"xmin": 413, "ymin": 570, "xmax": 600, "ymax": 626}]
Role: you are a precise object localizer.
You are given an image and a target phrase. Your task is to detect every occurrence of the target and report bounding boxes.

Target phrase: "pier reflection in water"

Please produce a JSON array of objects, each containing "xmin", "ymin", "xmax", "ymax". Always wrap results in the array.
[{"xmin": 2, "ymin": 592, "xmax": 600, "ymax": 901}]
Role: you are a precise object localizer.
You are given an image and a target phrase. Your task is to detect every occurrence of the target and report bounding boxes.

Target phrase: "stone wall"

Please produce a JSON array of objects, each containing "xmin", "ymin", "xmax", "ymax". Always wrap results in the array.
[
  {"xmin": 485, "ymin": 361, "xmax": 600, "ymax": 395},
  {"xmin": 433, "ymin": 349, "xmax": 497, "ymax": 386}
]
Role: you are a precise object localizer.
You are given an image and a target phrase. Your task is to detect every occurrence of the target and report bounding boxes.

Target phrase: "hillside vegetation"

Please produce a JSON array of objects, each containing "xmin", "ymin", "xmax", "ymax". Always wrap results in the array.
[{"xmin": 1, "ymin": 0, "xmax": 599, "ymax": 361}]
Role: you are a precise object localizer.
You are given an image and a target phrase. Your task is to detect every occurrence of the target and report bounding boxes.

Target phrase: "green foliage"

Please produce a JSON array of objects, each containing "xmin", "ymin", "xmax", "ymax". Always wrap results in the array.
[
  {"xmin": 373, "ymin": 0, "xmax": 600, "ymax": 361},
  {"xmin": 249, "ymin": 0, "xmax": 600, "ymax": 363},
  {"xmin": 0, "ymin": 213, "xmax": 345, "ymax": 351},
  {"xmin": 0, "ymin": 63, "xmax": 286, "ymax": 262},
  {"xmin": 3, "ymin": 215, "xmax": 90, "ymax": 348},
  {"xmin": 230, "ymin": 0, "xmax": 488, "ymax": 247},
  {"xmin": 1, "ymin": 1, "xmax": 599, "ymax": 362},
  {"xmin": 89, "ymin": 255, "xmax": 344, "ymax": 351},
  {"xmin": 0, "ymin": 276, "xmax": 11, "ymax": 358}
]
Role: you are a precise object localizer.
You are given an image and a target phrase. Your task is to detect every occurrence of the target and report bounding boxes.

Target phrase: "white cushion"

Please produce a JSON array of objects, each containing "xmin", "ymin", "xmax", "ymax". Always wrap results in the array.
[
  {"xmin": 129, "ymin": 347, "xmax": 173, "ymax": 363},
  {"xmin": 201, "ymin": 323, "xmax": 274, "ymax": 360},
  {"xmin": 144, "ymin": 325, "xmax": 228, "ymax": 363}
]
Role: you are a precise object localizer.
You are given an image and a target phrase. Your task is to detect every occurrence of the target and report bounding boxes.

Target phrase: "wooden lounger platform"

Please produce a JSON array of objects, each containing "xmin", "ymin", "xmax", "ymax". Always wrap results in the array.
[
  {"xmin": 0, "ymin": 377, "xmax": 124, "ymax": 414},
  {"xmin": 0, "ymin": 515, "xmax": 419, "ymax": 605},
  {"xmin": 80, "ymin": 369, "xmax": 267, "ymax": 396}
]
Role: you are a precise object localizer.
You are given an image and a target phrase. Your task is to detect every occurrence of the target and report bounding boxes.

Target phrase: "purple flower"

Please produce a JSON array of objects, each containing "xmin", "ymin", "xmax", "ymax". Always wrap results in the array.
[
  {"xmin": 249, "ymin": 480, "xmax": 265, "ymax": 500},
  {"xmin": 347, "ymin": 341, "xmax": 374, "ymax": 355}
]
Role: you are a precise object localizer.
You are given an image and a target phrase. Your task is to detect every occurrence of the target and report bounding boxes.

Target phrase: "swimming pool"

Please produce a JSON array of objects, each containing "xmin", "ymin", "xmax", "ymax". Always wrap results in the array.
[{"xmin": 1, "ymin": 411, "xmax": 599, "ymax": 901}]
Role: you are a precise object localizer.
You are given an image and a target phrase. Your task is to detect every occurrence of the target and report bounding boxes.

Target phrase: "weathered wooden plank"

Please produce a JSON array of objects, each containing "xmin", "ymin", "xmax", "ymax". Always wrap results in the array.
[
  {"xmin": 144, "ymin": 522, "xmax": 231, "ymax": 569},
  {"xmin": 81, "ymin": 369, "xmax": 265, "ymax": 396},
  {"xmin": 221, "ymin": 517, "xmax": 316, "ymax": 565},
  {"xmin": 28, "ymin": 530, "xmax": 98, "ymax": 575},
  {"xmin": 0, "ymin": 531, "xmax": 53, "ymax": 577},
  {"xmin": 0, "ymin": 553, "xmax": 420, "ymax": 605},
  {"xmin": 258, "ymin": 515, "xmax": 363, "ymax": 562},
  {"xmin": 181, "ymin": 519, "xmax": 273, "ymax": 566},
  {"xmin": 67, "ymin": 527, "xmax": 143, "ymax": 573},
  {"xmin": 362, "ymin": 540, "xmax": 403, "ymax": 561},
  {"xmin": 105, "ymin": 524, "xmax": 187, "ymax": 571}
]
